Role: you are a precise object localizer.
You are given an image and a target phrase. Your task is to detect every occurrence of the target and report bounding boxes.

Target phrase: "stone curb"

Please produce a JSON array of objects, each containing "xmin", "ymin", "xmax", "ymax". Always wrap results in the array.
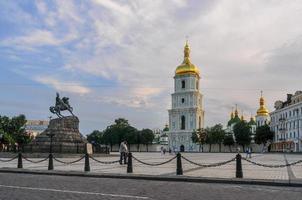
[{"xmin": 0, "ymin": 168, "xmax": 301, "ymax": 187}]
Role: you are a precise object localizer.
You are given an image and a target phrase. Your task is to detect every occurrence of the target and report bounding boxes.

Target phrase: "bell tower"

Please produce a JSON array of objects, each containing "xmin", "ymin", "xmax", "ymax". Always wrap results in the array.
[{"xmin": 168, "ymin": 41, "xmax": 204, "ymax": 152}]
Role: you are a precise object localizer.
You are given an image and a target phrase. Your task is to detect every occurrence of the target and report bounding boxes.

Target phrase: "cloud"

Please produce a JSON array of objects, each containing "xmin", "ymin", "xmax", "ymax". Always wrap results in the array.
[
  {"xmin": 34, "ymin": 76, "xmax": 91, "ymax": 95},
  {"xmin": 1, "ymin": 0, "xmax": 302, "ymax": 133}
]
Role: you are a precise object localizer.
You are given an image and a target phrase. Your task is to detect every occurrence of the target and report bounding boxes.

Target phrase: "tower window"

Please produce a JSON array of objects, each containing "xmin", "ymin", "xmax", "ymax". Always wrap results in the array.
[
  {"xmin": 181, "ymin": 98, "xmax": 185, "ymax": 103},
  {"xmin": 181, "ymin": 80, "xmax": 185, "ymax": 89},
  {"xmin": 181, "ymin": 116, "xmax": 185, "ymax": 130}
]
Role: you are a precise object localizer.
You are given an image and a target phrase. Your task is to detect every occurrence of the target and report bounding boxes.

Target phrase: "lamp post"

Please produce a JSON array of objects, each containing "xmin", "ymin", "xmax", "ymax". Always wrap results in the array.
[
  {"xmin": 46, "ymin": 133, "xmax": 55, "ymax": 170},
  {"xmin": 46, "ymin": 133, "xmax": 55, "ymax": 154}
]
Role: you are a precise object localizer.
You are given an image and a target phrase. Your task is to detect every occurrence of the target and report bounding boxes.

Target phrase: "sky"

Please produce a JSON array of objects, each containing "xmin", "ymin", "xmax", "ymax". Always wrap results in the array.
[{"xmin": 0, "ymin": 0, "xmax": 302, "ymax": 134}]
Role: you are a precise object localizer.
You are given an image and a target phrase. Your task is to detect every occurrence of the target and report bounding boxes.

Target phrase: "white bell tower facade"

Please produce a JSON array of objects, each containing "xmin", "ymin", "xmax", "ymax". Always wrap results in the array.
[{"xmin": 168, "ymin": 41, "xmax": 204, "ymax": 152}]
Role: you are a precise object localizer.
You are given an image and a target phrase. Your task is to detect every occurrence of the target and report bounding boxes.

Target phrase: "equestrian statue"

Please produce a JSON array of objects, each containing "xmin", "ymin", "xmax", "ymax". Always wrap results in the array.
[{"xmin": 49, "ymin": 92, "xmax": 74, "ymax": 118}]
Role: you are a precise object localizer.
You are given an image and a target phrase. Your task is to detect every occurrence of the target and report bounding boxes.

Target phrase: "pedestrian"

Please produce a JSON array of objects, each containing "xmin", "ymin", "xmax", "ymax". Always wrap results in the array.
[
  {"xmin": 168, "ymin": 148, "xmax": 172, "ymax": 154},
  {"xmin": 245, "ymin": 148, "xmax": 249, "ymax": 159},
  {"xmin": 163, "ymin": 148, "xmax": 166, "ymax": 155},
  {"xmin": 249, "ymin": 147, "xmax": 252, "ymax": 158},
  {"xmin": 160, "ymin": 146, "xmax": 163, "ymax": 155},
  {"xmin": 119, "ymin": 141, "xmax": 128, "ymax": 165}
]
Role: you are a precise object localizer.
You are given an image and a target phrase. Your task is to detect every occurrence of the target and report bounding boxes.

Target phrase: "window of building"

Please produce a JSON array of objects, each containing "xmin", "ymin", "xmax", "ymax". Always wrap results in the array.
[
  {"xmin": 289, "ymin": 111, "xmax": 292, "ymax": 117},
  {"xmin": 196, "ymin": 81, "xmax": 198, "ymax": 89},
  {"xmin": 181, "ymin": 116, "xmax": 185, "ymax": 130},
  {"xmin": 181, "ymin": 98, "xmax": 185, "ymax": 103},
  {"xmin": 181, "ymin": 80, "xmax": 185, "ymax": 89}
]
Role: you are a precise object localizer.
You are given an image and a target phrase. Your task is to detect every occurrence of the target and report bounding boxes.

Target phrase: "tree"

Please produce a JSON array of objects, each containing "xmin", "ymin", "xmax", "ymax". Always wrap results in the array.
[
  {"xmin": 191, "ymin": 128, "xmax": 206, "ymax": 152},
  {"xmin": 87, "ymin": 130, "xmax": 103, "ymax": 145},
  {"xmin": 0, "ymin": 114, "xmax": 29, "ymax": 151},
  {"xmin": 210, "ymin": 124, "xmax": 225, "ymax": 152},
  {"xmin": 223, "ymin": 133, "xmax": 235, "ymax": 152},
  {"xmin": 254, "ymin": 124, "xmax": 274, "ymax": 150},
  {"xmin": 233, "ymin": 121, "xmax": 252, "ymax": 151},
  {"xmin": 101, "ymin": 118, "xmax": 138, "ymax": 151},
  {"xmin": 140, "ymin": 129, "xmax": 154, "ymax": 152},
  {"xmin": 205, "ymin": 127, "xmax": 215, "ymax": 152}
]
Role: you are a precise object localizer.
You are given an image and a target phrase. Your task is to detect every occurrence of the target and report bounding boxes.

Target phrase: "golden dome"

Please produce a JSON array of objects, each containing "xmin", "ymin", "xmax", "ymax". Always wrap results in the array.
[
  {"xmin": 234, "ymin": 105, "xmax": 239, "ymax": 117},
  {"xmin": 256, "ymin": 91, "xmax": 269, "ymax": 116},
  {"xmin": 175, "ymin": 41, "xmax": 200, "ymax": 76}
]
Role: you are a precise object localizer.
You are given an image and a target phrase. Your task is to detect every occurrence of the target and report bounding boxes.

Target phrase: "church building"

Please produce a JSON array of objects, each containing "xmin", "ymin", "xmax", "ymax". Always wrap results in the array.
[{"xmin": 168, "ymin": 41, "xmax": 204, "ymax": 152}]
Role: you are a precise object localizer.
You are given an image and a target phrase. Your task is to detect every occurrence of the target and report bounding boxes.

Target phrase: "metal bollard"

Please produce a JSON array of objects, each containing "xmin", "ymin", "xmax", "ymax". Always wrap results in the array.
[
  {"xmin": 17, "ymin": 152, "xmax": 23, "ymax": 169},
  {"xmin": 48, "ymin": 153, "xmax": 54, "ymax": 170},
  {"xmin": 127, "ymin": 153, "xmax": 133, "ymax": 173},
  {"xmin": 236, "ymin": 153, "xmax": 243, "ymax": 178},
  {"xmin": 176, "ymin": 152, "xmax": 183, "ymax": 175},
  {"xmin": 84, "ymin": 153, "xmax": 90, "ymax": 172}
]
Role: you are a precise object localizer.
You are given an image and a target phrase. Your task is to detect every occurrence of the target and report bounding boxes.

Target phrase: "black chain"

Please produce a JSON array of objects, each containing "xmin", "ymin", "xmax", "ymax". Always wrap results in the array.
[
  {"xmin": 242, "ymin": 157, "xmax": 302, "ymax": 168},
  {"xmin": 0, "ymin": 155, "xmax": 18, "ymax": 162},
  {"xmin": 22, "ymin": 155, "xmax": 49, "ymax": 164},
  {"xmin": 181, "ymin": 156, "xmax": 236, "ymax": 167},
  {"xmin": 53, "ymin": 155, "xmax": 85, "ymax": 165},
  {"xmin": 132, "ymin": 156, "xmax": 177, "ymax": 166},
  {"xmin": 89, "ymin": 155, "xmax": 120, "ymax": 164}
]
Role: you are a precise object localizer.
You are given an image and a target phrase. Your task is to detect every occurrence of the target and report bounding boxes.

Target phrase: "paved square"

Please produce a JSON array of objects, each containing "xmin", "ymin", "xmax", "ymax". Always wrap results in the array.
[{"xmin": 1, "ymin": 152, "xmax": 301, "ymax": 182}]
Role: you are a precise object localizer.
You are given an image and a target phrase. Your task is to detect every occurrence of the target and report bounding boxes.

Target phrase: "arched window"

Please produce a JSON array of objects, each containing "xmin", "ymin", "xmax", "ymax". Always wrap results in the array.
[
  {"xmin": 181, "ymin": 80, "xmax": 185, "ymax": 89},
  {"xmin": 181, "ymin": 116, "xmax": 185, "ymax": 130},
  {"xmin": 181, "ymin": 98, "xmax": 185, "ymax": 103},
  {"xmin": 196, "ymin": 81, "xmax": 198, "ymax": 89}
]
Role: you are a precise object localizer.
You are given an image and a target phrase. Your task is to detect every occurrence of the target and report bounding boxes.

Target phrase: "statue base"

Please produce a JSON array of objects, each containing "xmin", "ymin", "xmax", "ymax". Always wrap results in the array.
[{"xmin": 26, "ymin": 116, "xmax": 88, "ymax": 153}]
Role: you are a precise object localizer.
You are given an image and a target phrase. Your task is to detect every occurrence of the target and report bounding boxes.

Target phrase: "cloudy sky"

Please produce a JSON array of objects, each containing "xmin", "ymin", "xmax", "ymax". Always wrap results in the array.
[{"xmin": 1, "ymin": 0, "xmax": 302, "ymax": 134}]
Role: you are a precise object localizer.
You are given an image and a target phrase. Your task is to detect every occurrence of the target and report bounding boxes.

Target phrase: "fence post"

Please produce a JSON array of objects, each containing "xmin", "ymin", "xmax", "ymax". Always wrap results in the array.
[
  {"xmin": 176, "ymin": 152, "xmax": 183, "ymax": 175},
  {"xmin": 48, "ymin": 153, "xmax": 54, "ymax": 170},
  {"xmin": 127, "ymin": 153, "xmax": 133, "ymax": 173},
  {"xmin": 236, "ymin": 153, "xmax": 243, "ymax": 178},
  {"xmin": 17, "ymin": 152, "xmax": 23, "ymax": 169},
  {"xmin": 84, "ymin": 153, "xmax": 90, "ymax": 172}
]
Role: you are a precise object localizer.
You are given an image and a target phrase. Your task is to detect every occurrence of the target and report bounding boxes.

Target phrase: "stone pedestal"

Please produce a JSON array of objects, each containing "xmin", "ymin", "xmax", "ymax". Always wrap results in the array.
[{"xmin": 28, "ymin": 116, "xmax": 88, "ymax": 153}]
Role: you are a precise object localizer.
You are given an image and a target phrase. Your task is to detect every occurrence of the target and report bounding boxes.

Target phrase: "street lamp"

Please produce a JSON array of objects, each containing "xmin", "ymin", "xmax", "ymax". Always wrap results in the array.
[
  {"xmin": 46, "ymin": 132, "xmax": 55, "ymax": 170},
  {"xmin": 46, "ymin": 133, "xmax": 55, "ymax": 154}
]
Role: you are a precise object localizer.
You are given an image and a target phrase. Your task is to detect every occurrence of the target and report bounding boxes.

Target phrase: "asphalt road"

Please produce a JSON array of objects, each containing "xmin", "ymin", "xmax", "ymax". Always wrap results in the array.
[{"xmin": 0, "ymin": 173, "xmax": 301, "ymax": 200}]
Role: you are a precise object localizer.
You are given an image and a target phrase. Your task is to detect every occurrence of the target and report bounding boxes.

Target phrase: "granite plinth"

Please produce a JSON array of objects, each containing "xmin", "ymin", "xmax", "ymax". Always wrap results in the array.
[{"xmin": 27, "ymin": 116, "xmax": 87, "ymax": 153}]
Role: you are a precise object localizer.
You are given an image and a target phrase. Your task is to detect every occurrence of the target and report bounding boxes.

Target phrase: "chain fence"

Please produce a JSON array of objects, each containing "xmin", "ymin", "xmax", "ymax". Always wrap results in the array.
[
  {"xmin": 181, "ymin": 156, "xmax": 236, "ymax": 168},
  {"xmin": 0, "ymin": 155, "xmax": 18, "ymax": 162},
  {"xmin": 53, "ymin": 155, "xmax": 85, "ymax": 165},
  {"xmin": 242, "ymin": 157, "xmax": 302, "ymax": 168},
  {"xmin": 22, "ymin": 155, "xmax": 49, "ymax": 164},
  {"xmin": 89, "ymin": 155, "xmax": 120, "ymax": 164},
  {"xmin": 132, "ymin": 155, "xmax": 177, "ymax": 166}
]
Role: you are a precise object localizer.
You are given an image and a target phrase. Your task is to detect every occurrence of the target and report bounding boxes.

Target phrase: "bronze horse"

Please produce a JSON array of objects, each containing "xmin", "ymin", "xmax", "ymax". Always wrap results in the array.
[{"xmin": 49, "ymin": 93, "xmax": 74, "ymax": 118}]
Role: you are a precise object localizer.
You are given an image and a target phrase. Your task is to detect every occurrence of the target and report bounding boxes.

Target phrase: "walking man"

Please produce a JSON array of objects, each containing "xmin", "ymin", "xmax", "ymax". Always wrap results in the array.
[{"xmin": 119, "ymin": 141, "xmax": 128, "ymax": 165}]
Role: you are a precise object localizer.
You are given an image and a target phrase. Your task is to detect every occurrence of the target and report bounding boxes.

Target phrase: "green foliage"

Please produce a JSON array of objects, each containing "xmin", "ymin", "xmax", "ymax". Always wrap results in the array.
[
  {"xmin": 223, "ymin": 134, "xmax": 235, "ymax": 146},
  {"xmin": 0, "ymin": 114, "xmax": 30, "ymax": 151},
  {"xmin": 140, "ymin": 129, "xmax": 154, "ymax": 145},
  {"xmin": 233, "ymin": 120, "xmax": 252, "ymax": 149},
  {"xmin": 87, "ymin": 118, "xmax": 154, "ymax": 151},
  {"xmin": 87, "ymin": 130, "xmax": 103, "ymax": 144},
  {"xmin": 254, "ymin": 124, "xmax": 274, "ymax": 145},
  {"xmin": 191, "ymin": 128, "xmax": 206, "ymax": 152},
  {"xmin": 204, "ymin": 124, "xmax": 226, "ymax": 152},
  {"xmin": 223, "ymin": 133, "xmax": 235, "ymax": 152}
]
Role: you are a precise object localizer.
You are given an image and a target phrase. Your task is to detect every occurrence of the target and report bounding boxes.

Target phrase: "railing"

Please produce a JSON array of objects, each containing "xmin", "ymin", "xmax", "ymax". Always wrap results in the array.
[{"xmin": 1, "ymin": 152, "xmax": 302, "ymax": 178}]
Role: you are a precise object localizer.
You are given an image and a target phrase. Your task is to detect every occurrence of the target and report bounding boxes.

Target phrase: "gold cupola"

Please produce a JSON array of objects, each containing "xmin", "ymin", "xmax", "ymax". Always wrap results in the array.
[
  {"xmin": 175, "ymin": 41, "xmax": 200, "ymax": 76},
  {"xmin": 256, "ymin": 91, "xmax": 269, "ymax": 117}
]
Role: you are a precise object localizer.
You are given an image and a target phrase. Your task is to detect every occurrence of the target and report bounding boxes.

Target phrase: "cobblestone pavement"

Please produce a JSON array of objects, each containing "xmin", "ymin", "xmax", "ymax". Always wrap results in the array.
[
  {"xmin": 0, "ymin": 172, "xmax": 302, "ymax": 200},
  {"xmin": 0, "ymin": 153, "xmax": 302, "ymax": 182}
]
